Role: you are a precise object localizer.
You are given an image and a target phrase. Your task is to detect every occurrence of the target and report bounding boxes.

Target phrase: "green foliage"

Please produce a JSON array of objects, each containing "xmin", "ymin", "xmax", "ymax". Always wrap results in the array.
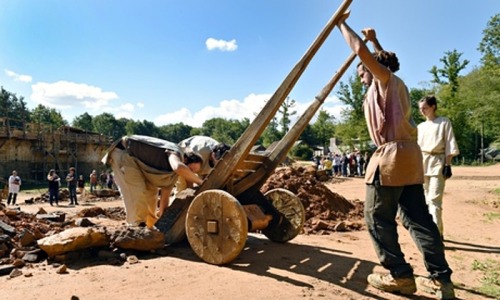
[
  {"xmin": 261, "ymin": 117, "xmax": 282, "ymax": 147},
  {"xmin": 335, "ymin": 72, "xmax": 370, "ymax": 150},
  {"xmin": 472, "ymin": 259, "xmax": 500, "ymax": 298},
  {"xmin": 125, "ymin": 119, "xmax": 160, "ymax": 137},
  {"xmin": 290, "ymin": 143, "xmax": 313, "ymax": 160},
  {"xmin": 158, "ymin": 123, "xmax": 193, "ymax": 142},
  {"xmin": 278, "ymin": 97, "xmax": 297, "ymax": 134},
  {"xmin": 337, "ymin": 75, "xmax": 365, "ymax": 121},
  {"xmin": 31, "ymin": 104, "xmax": 67, "ymax": 129},
  {"xmin": 429, "ymin": 49, "xmax": 469, "ymax": 98},
  {"xmin": 478, "ymin": 13, "xmax": 500, "ymax": 68},
  {"xmin": 298, "ymin": 124, "xmax": 317, "ymax": 146},
  {"xmin": 92, "ymin": 113, "xmax": 124, "ymax": 140},
  {"xmin": 200, "ymin": 117, "xmax": 249, "ymax": 145},
  {"xmin": 311, "ymin": 109, "xmax": 335, "ymax": 148},
  {"xmin": 0, "ymin": 87, "xmax": 30, "ymax": 122},
  {"xmin": 72, "ymin": 112, "xmax": 94, "ymax": 131}
]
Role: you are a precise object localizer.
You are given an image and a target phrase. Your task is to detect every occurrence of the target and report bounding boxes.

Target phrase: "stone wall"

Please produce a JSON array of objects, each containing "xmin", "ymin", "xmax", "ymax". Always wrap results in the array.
[{"xmin": 0, "ymin": 119, "xmax": 111, "ymax": 186}]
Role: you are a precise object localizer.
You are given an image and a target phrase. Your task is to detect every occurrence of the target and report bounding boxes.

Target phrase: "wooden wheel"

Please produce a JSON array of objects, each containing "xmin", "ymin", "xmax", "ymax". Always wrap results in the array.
[
  {"xmin": 262, "ymin": 188, "xmax": 305, "ymax": 242},
  {"xmin": 186, "ymin": 190, "xmax": 248, "ymax": 265}
]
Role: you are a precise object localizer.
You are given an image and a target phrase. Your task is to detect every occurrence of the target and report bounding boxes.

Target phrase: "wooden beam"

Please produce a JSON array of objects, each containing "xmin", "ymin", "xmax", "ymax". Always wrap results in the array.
[{"xmin": 198, "ymin": 0, "xmax": 353, "ymax": 194}]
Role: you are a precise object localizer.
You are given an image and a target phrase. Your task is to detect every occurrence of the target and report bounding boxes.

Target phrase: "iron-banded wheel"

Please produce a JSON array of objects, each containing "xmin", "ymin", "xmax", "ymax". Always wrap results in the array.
[
  {"xmin": 262, "ymin": 188, "xmax": 305, "ymax": 242},
  {"xmin": 186, "ymin": 190, "xmax": 248, "ymax": 265}
]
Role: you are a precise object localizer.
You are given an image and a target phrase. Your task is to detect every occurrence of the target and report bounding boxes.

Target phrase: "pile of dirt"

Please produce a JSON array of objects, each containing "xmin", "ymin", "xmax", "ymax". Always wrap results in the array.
[{"xmin": 261, "ymin": 166, "xmax": 364, "ymax": 234}]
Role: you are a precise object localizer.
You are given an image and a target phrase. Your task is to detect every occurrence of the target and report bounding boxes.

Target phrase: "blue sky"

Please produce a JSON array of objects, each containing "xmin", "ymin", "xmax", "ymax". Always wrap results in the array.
[{"xmin": 1, "ymin": 1, "xmax": 498, "ymax": 128}]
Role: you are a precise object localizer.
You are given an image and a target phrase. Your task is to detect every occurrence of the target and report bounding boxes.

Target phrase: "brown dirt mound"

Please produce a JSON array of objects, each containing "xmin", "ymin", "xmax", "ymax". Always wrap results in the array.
[{"xmin": 261, "ymin": 166, "xmax": 364, "ymax": 234}]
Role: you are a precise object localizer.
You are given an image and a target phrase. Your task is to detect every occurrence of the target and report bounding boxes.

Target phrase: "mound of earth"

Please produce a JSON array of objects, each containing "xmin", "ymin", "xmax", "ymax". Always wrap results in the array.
[{"xmin": 261, "ymin": 166, "xmax": 364, "ymax": 234}]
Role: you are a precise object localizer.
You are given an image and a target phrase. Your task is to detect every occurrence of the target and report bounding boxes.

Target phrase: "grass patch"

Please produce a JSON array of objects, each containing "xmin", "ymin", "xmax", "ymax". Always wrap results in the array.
[
  {"xmin": 472, "ymin": 259, "xmax": 500, "ymax": 298},
  {"xmin": 484, "ymin": 212, "xmax": 500, "ymax": 222}
]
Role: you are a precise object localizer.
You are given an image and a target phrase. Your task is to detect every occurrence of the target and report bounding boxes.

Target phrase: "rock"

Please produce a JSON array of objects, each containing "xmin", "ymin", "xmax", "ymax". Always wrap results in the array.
[
  {"xmin": 56, "ymin": 264, "xmax": 68, "ymax": 274},
  {"xmin": 36, "ymin": 207, "xmax": 48, "ymax": 215},
  {"xmin": 75, "ymin": 218, "xmax": 96, "ymax": 227},
  {"xmin": 111, "ymin": 227, "xmax": 165, "ymax": 251},
  {"xmin": 36, "ymin": 213, "xmax": 66, "ymax": 223},
  {"xmin": 19, "ymin": 229, "xmax": 36, "ymax": 246},
  {"xmin": 12, "ymin": 258, "xmax": 25, "ymax": 268},
  {"xmin": 0, "ymin": 265, "xmax": 15, "ymax": 276},
  {"xmin": 22, "ymin": 252, "xmax": 41, "ymax": 263},
  {"xmin": 334, "ymin": 221, "xmax": 347, "ymax": 232},
  {"xmin": 126, "ymin": 255, "xmax": 139, "ymax": 264},
  {"xmin": 0, "ymin": 221, "xmax": 16, "ymax": 236},
  {"xmin": 37, "ymin": 227, "xmax": 110, "ymax": 257},
  {"xmin": 9, "ymin": 268, "xmax": 22, "ymax": 278}
]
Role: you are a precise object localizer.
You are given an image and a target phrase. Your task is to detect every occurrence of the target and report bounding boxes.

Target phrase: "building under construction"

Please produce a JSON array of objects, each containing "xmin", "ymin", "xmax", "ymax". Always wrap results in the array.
[{"xmin": 0, "ymin": 117, "xmax": 111, "ymax": 186}]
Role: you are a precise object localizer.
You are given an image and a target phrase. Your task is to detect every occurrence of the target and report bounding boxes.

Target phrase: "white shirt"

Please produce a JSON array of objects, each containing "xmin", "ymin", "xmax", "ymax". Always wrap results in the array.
[
  {"xmin": 8, "ymin": 175, "xmax": 21, "ymax": 194},
  {"xmin": 418, "ymin": 116, "xmax": 459, "ymax": 176}
]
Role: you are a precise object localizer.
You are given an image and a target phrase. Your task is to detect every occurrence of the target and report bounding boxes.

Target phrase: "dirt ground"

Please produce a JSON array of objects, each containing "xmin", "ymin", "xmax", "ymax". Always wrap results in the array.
[{"xmin": 2, "ymin": 164, "xmax": 499, "ymax": 300}]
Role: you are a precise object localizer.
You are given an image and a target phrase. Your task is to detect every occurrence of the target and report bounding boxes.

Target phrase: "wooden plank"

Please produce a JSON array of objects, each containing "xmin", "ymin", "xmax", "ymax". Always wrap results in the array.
[{"xmin": 198, "ymin": 0, "xmax": 353, "ymax": 194}]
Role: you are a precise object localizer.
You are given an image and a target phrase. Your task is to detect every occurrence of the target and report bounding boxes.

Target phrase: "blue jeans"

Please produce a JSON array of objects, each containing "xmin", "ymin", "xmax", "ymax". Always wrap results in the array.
[
  {"xmin": 364, "ymin": 173, "xmax": 452, "ymax": 282},
  {"xmin": 68, "ymin": 186, "xmax": 78, "ymax": 204}
]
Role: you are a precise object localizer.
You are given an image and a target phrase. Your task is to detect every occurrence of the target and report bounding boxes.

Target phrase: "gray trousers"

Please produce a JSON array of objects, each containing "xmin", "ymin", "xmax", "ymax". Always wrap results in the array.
[{"xmin": 364, "ymin": 175, "xmax": 452, "ymax": 282}]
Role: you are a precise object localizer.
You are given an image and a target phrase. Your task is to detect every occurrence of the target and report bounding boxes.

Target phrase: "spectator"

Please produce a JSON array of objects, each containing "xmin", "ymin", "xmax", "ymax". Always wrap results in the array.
[
  {"xmin": 47, "ymin": 169, "xmax": 60, "ymax": 206},
  {"xmin": 7, "ymin": 170, "xmax": 21, "ymax": 206},
  {"xmin": 107, "ymin": 172, "xmax": 114, "ymax": 189},
  {"xmin": 323, "ymin": 156, "xmax": 333, "ymax": 176},
  {"xmin": 99, "ymin": 171, "xmax": 107, "ymax": 189},
  {"xmin": 66, "ymin": 167, "xmax": 78, "ymax": 205},
  {"xmin": 89, "ymin": 170, "xmax": 98, "ymax": 193}
]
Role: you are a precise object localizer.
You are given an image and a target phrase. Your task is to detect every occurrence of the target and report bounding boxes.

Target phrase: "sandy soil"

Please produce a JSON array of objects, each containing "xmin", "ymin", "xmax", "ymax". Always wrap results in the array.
[{"xmin": 2, "ymin": 164, "xmax": 499, "ymax": 300}]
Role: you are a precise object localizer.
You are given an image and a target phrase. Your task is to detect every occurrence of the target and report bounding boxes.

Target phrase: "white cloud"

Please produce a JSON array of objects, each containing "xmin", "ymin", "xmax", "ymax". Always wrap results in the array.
[
  {"xmin": 136, "ymin": 101, "xmax": 144, "ymax": 108},
  {"xmin": 205, "ymin": 38, "xmax": 238, "ymax": 52},
  {"xmin": 155, "ymin": 93, "xmax": 268, "ymax": 127},
  {"xmin": 31, "ymin": 81, "xmax": 119, "ymax": 110},
  {"xmin": 154, "ymin": 93, "xmax": 347, "ymax": 128},
  {"xmin": 5, "ymin": 69, "xmax": 32, "ymax": 83}
]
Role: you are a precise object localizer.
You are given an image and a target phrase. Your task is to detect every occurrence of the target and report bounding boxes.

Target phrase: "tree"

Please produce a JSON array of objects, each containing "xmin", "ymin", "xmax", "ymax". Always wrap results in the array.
[
  {"xmin": 92, "ymin": 113, "xmax": 124, "ymax": 140},
  {"xmin": 72, "ymin": 112, "xmax": 94, "ymax": 131},
  {"xmin": 0, "ymin": 87, "xmax": 31, "ymax": 123},
  {"xmin": 125, "ymin": 119, "xmax": 160, "ymax": 137},
  {"xmin": 200, "ymin": 117, "xmax": 249, "ymax": 145},
  {"xmin": 298, "ymin": 124, "xmax": 317, "ymax": 146},
  {"xmin": 261, "ymin": 117, "xmax": 281, "ymax": 147},
  {"xmin": 429, "ymin": 50, "xmax": 469, "ymax": 99},
  {"xmin": 458, "ymin": 67, "xmax": 500, "ymax": 160},
  {"xmin": 478, "ymin": 13, "xmax": 500, "ymax": 69},
  {"xmin": 158, "ymin": 123, "xmax": 193, "ymax": 142},
  {"xmin": 311, "ymin": 109, "xmax": 335, "ymax": 150},
  {"xmin": 31, "ymin": 104, "xmax": 67, "ymax": 129},
  {"xmin": 336, "ymin": 72, "xmax": 370, "ymax": 150},
  {"xmin": 277, "ymin": 97, "xmax": 297, "ymax": 135}
]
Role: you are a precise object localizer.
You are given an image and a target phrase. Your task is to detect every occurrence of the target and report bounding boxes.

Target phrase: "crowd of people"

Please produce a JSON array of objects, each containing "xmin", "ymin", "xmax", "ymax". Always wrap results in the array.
[{"xmin": 314, "ymin": 150, "xmax": 371, "ymax": 178}]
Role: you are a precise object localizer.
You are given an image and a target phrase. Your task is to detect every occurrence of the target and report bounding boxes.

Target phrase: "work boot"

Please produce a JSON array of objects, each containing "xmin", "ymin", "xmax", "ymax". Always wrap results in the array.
[
  {"xmin": 367, "ymin": 273, "xmax": 416, "ymax": 295},
  {"xmin": 416, "ymin": 276, "xmax": 455, "ymax": 299}
]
